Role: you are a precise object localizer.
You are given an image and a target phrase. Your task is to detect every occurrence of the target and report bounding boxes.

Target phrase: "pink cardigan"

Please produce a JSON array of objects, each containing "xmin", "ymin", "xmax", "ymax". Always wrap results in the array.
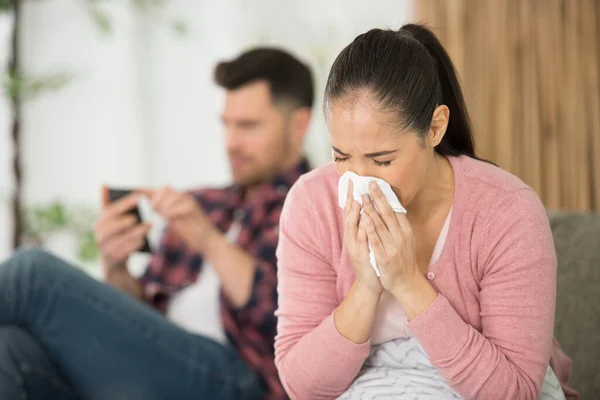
[{"xmin": 274, "ymin": 155, "xmax": 577, "ymax": 400}]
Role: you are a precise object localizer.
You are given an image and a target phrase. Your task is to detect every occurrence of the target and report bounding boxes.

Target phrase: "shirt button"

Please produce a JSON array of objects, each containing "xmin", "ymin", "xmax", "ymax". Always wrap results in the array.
[
  {"xmin": 276, "ymin": 185, "xmax": 288, "ymax": 196},
  {"xmin": 233, "ymin": 209, "xmax": 246, "ymax": 220},
  {"xmin": 426, "ymin": 272, "xmax": 435, "ymax": 280}
]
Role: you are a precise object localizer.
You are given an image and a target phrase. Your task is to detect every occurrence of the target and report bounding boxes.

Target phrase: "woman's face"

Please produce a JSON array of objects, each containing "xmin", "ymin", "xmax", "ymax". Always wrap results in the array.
[{"xmin": 327, "ymin": 96, "xmax": 440, "ymax": 208}]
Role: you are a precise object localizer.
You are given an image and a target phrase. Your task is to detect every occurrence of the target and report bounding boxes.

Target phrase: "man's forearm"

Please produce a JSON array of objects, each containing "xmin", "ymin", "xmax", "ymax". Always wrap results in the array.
[
  {"xmin": 202, "ymin": 233, "xmax": 255, "ymax": 308},
  {"xmin": 104, "ymin": 265, "xmax": 143, "ymax": 300}
]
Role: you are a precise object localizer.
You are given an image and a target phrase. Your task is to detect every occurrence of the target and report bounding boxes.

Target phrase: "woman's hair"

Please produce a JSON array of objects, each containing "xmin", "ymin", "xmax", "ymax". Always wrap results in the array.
[{"xmin": 324, "ymin": 23, "xmax": 476, "ymax": 158}]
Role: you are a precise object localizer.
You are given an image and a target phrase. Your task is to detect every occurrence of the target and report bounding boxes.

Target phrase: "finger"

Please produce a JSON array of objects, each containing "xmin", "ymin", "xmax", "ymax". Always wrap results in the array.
[
  {"xmin": 162, "ymin": 199, "xmax": 194, "ymax": 220},
  {"xmin": 101, "ymin": 185, "xmax": 109, "ymax": 207},
  {"xmin": 151, "ymin": 187, "xmax": 167, "ymax": 209},
  {"xmin": 368, "ymin": 181, "xmax": 403, "ymax": 238},
  {"xmin": 95, "ymin": 214, "xmax": 138, "ymax": 245},
  {"xmin": 357, "ymin": 218, "xmax": 370, "ymax": 257},
  {"xmin": 361, "ymin": 193, "xmax": 395, "ymax": 249},
  {"xmin": 103, "ymin": 236, "xmax": 142, "ymax": 262},
  {"xmin": 135, "ymin": 188, "xmax": 155, "ymax": 198},
  {"xmin": 163, "ymin": 192, "xmax": 186, "ymax": 216},
  {"xmin": 103, "ymin": 223, "xmax": 151, "ymax": 259},
  {"xmin": 363, "ymin": 215, "xmax": 386, "ymax": 261},
  {"xmin": 129, "ymin": 222, "xmax": 152, "ymax": 238},
  {"xmin": 395, "ymin": 212, "xmax": 413, "ymax": 237},
  {"xmin": 345, "ymin": 198, "xmax": 361, "ymax": 241},
  {"xmin": 151, "ymin": 186, "xmax": 174, "ymax": 213},
  {"xmin": 344, "ymin": 179, "xmax": 354, "ymax": 216},
  {"xmin": 102, "ymin": 192, "xmax": 140, "ymax": 218}
]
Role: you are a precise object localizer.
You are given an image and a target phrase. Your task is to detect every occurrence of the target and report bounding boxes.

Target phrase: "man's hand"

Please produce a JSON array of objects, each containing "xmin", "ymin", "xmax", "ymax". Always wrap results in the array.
[
  {"xmin": 144, "ymin": 186, "xmax": 218, "ymax": 253},
  {"xmin": 146, "ymin": 186, "xmax": 255, "ymax": 307},
  {"xmin": 95, "ymin": 189, "xmax": 151, "ymax": 275}
]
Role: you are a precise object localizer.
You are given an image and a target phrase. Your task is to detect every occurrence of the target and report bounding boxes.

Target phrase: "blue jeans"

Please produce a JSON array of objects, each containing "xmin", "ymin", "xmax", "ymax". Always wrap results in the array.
[{"xmin": 0, "ymin": 248, "xmax": 266, "ymax": 400}]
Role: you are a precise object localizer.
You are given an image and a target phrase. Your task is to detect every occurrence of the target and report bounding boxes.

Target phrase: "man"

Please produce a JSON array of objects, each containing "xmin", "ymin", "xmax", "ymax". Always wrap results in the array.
[{"xmin": 0, "ymin": 47, "xmax": 313, "ymax": 400}]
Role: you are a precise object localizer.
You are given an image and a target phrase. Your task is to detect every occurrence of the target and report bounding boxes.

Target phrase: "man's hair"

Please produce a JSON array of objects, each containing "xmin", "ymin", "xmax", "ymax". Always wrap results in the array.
[{"xmin": 214, "ymin": 47, "xmax": 314, "ymax": 110}]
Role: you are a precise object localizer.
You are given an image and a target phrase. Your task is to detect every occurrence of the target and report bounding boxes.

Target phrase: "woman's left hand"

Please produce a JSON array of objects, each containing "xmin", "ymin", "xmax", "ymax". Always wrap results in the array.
[{"xmin": 361, "ymin": 181, "xmax": 420, "ymax": 294}]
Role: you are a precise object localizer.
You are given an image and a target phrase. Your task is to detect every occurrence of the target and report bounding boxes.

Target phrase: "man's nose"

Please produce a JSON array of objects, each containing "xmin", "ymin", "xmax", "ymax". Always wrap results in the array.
[{"xmin": 225, "ymin": 129, "xmax": 241, "ymax": 152}]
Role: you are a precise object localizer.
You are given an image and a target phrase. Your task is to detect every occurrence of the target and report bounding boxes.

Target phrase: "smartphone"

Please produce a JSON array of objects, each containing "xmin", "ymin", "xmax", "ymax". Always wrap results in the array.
[{"xmin": 107, "ymin": 188, "xmax": 151, "ymax": 253}]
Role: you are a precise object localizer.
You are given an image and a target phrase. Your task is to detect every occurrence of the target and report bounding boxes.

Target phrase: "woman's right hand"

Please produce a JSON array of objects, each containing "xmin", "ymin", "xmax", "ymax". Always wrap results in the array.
[{"xmin": 344, "ymin": 180, "xmax": 384, "ymax": 297}]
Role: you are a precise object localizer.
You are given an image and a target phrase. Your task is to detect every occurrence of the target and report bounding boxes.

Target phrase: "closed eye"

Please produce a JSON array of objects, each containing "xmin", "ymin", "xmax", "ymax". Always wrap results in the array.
[
  {"xmin": 373, "ymin": 160, "xmax": 392, "ymax": 167},
  {"xmin": 334, "ymin": 156, "xmax": 349, "ymax": 162}
]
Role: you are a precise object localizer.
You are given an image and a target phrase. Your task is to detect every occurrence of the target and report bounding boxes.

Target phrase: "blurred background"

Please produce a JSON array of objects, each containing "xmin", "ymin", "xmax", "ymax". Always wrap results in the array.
[{"xmin": 0, "ymin": 0, "xmax": 598, "ymax": 273}]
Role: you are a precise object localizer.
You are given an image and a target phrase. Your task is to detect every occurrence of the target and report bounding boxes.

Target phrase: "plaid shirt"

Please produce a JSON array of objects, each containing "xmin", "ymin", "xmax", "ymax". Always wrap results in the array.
[{"xmin": 139, "ymin": 159, "xmax": 310, "ymax": 400}]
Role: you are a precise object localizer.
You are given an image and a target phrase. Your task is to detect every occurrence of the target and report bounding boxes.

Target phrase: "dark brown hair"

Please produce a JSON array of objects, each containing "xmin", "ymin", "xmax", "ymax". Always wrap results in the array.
[
  {"xmin": 325, "ymin": 24, "xmax": 476, "ymax": 158},
  {"xmin": 214, "ymin": 47, "xmax": 314, "ymax": 110}
]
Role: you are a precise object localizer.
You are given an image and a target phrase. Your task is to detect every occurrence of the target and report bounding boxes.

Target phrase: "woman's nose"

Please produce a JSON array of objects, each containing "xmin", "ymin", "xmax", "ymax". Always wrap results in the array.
[{"xmin": 350, "ymin": 165, "xmax": 369, "ymax": 177}]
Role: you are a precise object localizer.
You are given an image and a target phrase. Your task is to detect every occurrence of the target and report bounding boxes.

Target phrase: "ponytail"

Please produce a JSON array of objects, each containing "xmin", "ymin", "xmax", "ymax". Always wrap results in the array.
[
  {"xmin": 325, "ymin": 23, "xmax": 478, "ymax": 159},
  {"xmin": 400, "ymin": 24, "xmax": 475, "ymax": 157}
]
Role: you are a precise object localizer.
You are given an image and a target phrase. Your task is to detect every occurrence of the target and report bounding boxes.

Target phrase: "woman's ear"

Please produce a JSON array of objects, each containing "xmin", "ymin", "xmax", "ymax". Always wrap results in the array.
[{"xmin": 427, "ymin": 105, "xmax": 449, "ymax": 148}]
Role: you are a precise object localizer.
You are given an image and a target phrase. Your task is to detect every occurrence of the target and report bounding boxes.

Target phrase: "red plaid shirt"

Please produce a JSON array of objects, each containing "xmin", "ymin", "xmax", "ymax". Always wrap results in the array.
[{"xmin": 139, "ymin": 159, "xmax": 310, "ymax": 400}]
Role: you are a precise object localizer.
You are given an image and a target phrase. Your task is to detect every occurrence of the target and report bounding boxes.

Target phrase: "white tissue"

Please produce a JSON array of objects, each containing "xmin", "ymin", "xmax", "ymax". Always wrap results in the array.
[{"xmin": 338, "ymin": 171, "xmax": 407, "ymax": 277}]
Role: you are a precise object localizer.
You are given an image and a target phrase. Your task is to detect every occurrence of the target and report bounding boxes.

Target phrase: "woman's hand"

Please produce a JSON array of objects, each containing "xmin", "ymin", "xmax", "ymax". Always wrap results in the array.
[
  {"xmin": 343, "ymin": 181, "xmax": 384, "ymax": 297},
  {"xmin": 360, "ymin": 181, "xmax": 420, "ymax": 294}
]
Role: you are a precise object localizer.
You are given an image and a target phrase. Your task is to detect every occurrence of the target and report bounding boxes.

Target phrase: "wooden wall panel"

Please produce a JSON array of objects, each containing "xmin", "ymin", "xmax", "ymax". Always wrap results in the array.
[{"xmin": 417, "ymin": 0, "xmax": 600, "ymax": 211}]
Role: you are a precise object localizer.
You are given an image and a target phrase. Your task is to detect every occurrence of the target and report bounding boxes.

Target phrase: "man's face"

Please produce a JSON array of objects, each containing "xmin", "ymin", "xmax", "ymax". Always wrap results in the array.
[{"xmin": 222, "ymin": 80, "xmax": 292, "ymax": 187}]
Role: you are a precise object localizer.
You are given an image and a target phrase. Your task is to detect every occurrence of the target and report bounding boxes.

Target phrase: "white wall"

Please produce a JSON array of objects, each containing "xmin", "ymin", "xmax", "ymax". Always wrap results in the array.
[
  {"xmin": 0, "ymin": 12, "xmax": 14, "ymax": 261},
  {"xmin": 21, "ymin": 1, "xmax": 147, "ymax": 204},
  {"xmin": 0, "ymin": 0, "xmax": 414, "ymax": 266}
]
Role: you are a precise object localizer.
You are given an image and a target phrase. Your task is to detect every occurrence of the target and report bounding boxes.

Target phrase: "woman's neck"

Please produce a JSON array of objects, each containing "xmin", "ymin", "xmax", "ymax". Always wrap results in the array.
[{"xmin": 407, "ymin": 153, "xmax": 455, "ymax": 225}]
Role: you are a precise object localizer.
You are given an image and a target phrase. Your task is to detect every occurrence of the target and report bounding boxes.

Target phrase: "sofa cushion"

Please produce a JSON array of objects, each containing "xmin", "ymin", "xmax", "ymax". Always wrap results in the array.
[{"xmin": 548, "ymin": 211, "xmax": 600, "ymax": 398}]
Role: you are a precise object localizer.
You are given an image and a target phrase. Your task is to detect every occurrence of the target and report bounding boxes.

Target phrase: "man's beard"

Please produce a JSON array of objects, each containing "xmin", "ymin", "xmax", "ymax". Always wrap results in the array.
[
  {"xmin": 232, "ymin": 126, "xmax": 292, "ymax": 190},
  {"xmin": 233, "ymin": 162, "xmax": 279, "ymax": 188}
]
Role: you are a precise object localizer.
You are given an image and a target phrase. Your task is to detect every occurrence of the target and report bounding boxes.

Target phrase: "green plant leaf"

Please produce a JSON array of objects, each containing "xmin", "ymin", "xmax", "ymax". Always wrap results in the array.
[
  {"xmin": 50, "ymin": 202, "xmax": 68, "ymax": 226},
  {"xmin": 3, "ymin": 71, "xmax": 21, "ymax": 101},
  {"xmin": 34, "ymin": 201, "xmax": 67, "ymax": 228},
  {"xmin": 91, "ymin": 9, "xmax": 111, "ymax": 34},
  {"xmin": 171, "ymin": 19, "xmax": 188, "ymax": 37},
  {"xmin": 3, "ymin": 71, "xmax": 73, "ymax": 102},
  {"xmin": 131, "ymin": 0, "xmax": 166, "ymax": 13},
  {"xmin": 25, "ymin": 72, "xmax": 73, "ymax": 100},
  {"xmin": 0, "ymin": 0, "xmax": 13, "ymax": 13},
  {"xmin": 20, "ymin": 200, "xmax": 100, "ymax": 263},
  {"xmin": 77, "ymin": 231, "xmax": 99, "ymax": 262},
  {"xmin": 85, "ymin": 0, "xmax": 112, "ymax": 34}
]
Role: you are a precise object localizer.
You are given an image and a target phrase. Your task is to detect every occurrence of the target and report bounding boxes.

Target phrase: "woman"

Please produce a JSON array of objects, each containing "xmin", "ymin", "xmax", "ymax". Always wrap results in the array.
[{"xmin": 274, "ymin": 24, "xmax": 577, "ymax": 400}]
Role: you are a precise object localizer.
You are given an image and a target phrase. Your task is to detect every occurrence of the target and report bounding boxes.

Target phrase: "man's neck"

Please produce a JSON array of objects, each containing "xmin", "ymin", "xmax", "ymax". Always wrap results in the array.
[
  {"xmin": 243, "ymin": 184, "xmax": 268, "ymax": 204},
  {"xmin": 242, "ymin": 153, "xmax": 303, "ymax": 203}
]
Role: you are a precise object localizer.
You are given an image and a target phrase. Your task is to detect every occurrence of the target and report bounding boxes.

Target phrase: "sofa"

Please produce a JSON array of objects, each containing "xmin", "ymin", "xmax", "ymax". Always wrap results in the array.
[{"xmin": 549, "ymin": 211, "xmax": 600, "ymax": 398}]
